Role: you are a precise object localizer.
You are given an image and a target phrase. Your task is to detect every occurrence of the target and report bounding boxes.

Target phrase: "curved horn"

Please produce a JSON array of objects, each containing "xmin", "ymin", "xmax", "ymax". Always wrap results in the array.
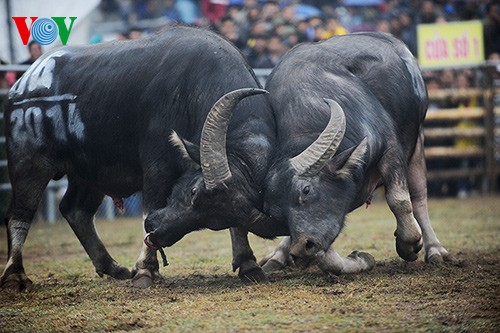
[
  {"xmin": 200, "ymin": 88, "xmax": 268, "ymax": 190},
  {"xmin": 290, "ymin": 98, "xmax": 346, "ymax": 177}
]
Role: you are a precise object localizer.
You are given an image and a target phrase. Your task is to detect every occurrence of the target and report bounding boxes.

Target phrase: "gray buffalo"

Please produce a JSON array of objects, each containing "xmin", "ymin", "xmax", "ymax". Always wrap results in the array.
[{"xmin": 259, "ymin": 32, "xmax": 454, "ymax": 273}]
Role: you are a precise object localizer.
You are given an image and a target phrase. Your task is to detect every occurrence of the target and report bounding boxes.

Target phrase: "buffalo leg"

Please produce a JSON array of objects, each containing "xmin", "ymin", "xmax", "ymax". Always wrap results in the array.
[
  {"xmin": 131, "ymin": 169, "xmax": 175, "ymax": 288},
  {"xmin": 408, "ymin": 133, "xmax": 454, "ymax": 264},
  {"xmin": 59, "ymin": 178, "xmax": 131, "ymax": 280},
  {"xmin": 230, "ymin": 227, "xmax": 268, "ymax": 283},
  {"xmin": 131, "ymin": 211, "xmax": 161, "ymax": 288},
  {"xmin": 260, "ymin": 237, "xmax": 375, "ymax": 275},
  {"xmin": 131, "ymin": 238, "xmax": 161, "ymax": 288},
  {"xmin": 0, "ymin": 166, "xmax": 53, "ymax": 291},
  {"xmin": 379, "ymin": 152, "xmax": 423, "ymax": 261},
  {"xmin": 317, "ymin": 249, "xmax": 375, "ymax": 275},
  {"xmin": 259, "ymin": 237, "xmax": 293, "ymax": 273}
]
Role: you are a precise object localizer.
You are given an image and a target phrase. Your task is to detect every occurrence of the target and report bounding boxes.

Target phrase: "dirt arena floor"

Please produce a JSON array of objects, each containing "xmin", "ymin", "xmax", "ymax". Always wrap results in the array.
[{"xmin": 0, "ymin": 195, "xmax": 499, "ymax": 332}]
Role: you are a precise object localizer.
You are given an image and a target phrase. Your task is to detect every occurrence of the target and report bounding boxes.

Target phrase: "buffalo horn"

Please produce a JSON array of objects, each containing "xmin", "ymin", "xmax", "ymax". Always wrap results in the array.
[
  {"xmin": 200, "ymin": 88, "xmax": 268, "ymax": 190},
  {"xmin": 290, "ymin": 98, "xmax": 346, "ymax": 177}
]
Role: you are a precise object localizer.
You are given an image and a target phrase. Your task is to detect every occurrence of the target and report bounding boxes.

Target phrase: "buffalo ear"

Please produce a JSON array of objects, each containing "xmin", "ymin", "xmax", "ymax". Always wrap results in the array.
[
  {"xmin": 170, "ymin": 131, "xmax": 201, "ymax": 165},
  {"xmin": 325, "ymin": 137, "xmax": 368, "ymax": 179}
]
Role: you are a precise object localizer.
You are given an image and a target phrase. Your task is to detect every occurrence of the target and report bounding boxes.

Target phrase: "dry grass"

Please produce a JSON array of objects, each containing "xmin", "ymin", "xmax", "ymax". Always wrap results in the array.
[{"xmin": 0, "ymin": 195, "xmax": 499, "ymax": 332}]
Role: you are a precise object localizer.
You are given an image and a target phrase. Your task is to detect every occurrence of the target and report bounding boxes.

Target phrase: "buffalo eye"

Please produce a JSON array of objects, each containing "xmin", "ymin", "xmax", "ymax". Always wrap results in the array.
[
  {"xmin": 191, "ymin": 187, "xmax": 197, "ymax": 196},
  {"xmin": 302, "ymin": 185, "xmax": 310, "ymax": 195}
]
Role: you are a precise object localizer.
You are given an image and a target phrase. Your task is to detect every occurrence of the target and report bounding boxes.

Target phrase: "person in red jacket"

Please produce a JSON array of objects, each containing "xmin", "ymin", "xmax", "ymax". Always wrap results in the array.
[{"xmin": 201, "ymin": 0, "xmax": 228, "ymax": 24}]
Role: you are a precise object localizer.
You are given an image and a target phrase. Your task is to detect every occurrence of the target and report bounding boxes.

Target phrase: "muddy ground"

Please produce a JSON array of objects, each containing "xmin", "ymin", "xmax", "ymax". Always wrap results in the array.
[{"xmin": 0, "ymin": 195, "xmax": 499, "ymax": 332}]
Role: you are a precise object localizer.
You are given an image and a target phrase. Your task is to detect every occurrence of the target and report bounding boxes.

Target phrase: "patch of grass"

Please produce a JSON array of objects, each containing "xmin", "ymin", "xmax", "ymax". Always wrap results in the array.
[{"xmin": 0, "ymin": 196, "xmax": 499, "ymax": 332}]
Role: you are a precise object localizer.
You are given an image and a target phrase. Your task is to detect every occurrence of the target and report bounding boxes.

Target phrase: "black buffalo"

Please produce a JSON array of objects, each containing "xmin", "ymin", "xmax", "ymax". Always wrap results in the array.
[
  {"xmin": 1, "ymin": 26, "xmax": 275, "ymax": 291},
  {"xmin": 259, "ymin": 33, "xmax": 454, "ymax": 273}
]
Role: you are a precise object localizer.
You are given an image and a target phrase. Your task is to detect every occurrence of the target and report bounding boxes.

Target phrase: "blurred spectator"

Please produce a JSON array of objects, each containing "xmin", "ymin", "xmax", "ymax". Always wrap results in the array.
[
  {"xmin": 425, "ymin": 75, "xmax": 442, "ymax": 110},
  {"xmin": 296, "ymin": 15, "xmax": 323, "ymax": 41},
  {"xmin": 17, "ymin": 41, "xmax": 43, "ymax": 80},
  {"xmin": 489, "ymin": 52, "xmax": 500, "ymax": 82},
  {"xmin": 266, "ymin": 34, "xmax": 289, "ymax": 65},
  {"xmin": 453, "ymin": 72, "xmax": 481, "ymax": 198},
  {"xmin": 338, "ymin": 6, "xmax": 363, "ymax": 32},
  {"xmin": 244, "ymin": 33, "xmax": 271, "ymax": 68},
  {"xmin": 399, "ymin": 11, "xmax": 417, "ymax": 55},
  {"xmin": 389, "ymin": 12, "xmax": 402, "ymax": 38},
  {"xmin": 116, "ymin": 31, "xmax": 130, "ymax": 40},
  {"xmin": 483, "ymin": 2, "xmax": 500, "ymax": 59},
  {"xmin": 128, "ymin": 27, "xmax": 144, "ymax": 39},
  {"xmin": 176, "ymin": 0, "xmax": 200, "ymax": 24},
  {"xmin": 242, "ymin": 2, "xmax": 262, "ymax": 28},
  {"xmin": 163, "ymin": 0, "xmax": 182, "ymax": 21},
  {"xmin": 227, "ymin": 5, "xmax": 247, "ymax": 29},
  {"xmin": 439, "ymin": 69, "xmax": 455, "ymax": 90},
  {"xmin": 249, "ymin": 19, "xmax": 269, "ymax": 36},
  {"xmin": 275, "ymin": 23, "xmax": 298, "ymax": 47},
  {"xmin": 201, "ymin": 0, "xmax": 228, "ymax": 24},
  {"xmin": 438, "ymin": 69, "xmax": 456, "ymax": 109},
  {"xmin": 295, "ymin": 19, "xmax": 311, "ymax": 42},
  {"xmin": 281, "ymin": 5, "xmax": 296, "ymax": 24},
  {"xmin": 218, "ymin": 16, "xmax": 246, "ymax": 49},
  {"xmin": 136, "ymin": 0, "xmax": 162, "ymax": 20},
  {"xmin": 322, "ymin": 17, "xmax": 348, "ymax": 38},
  {"xmin": 100, "ymin": 0, "xmax": 120, "ymax": 19},
  {"xmin": 1, "ymin": 59, "xmax": 12, "ymax": 89},
  {"xmin": 19, "ymin": 41, "xmax": 42, "ymax": 66},
  {"xmin": 435, "ymin": 15, "xmax": 448, "ymax": 24},
  {"xmin": 376, "ymin": 19, "xmax": 390, "ymax": 33},
  {"xmin": 261, "ymin": 1, "xmax": 281, "ymax": 23},
  {"xmin": 415, "ymin": 0, "xmax": 440, "ymax": 24}
]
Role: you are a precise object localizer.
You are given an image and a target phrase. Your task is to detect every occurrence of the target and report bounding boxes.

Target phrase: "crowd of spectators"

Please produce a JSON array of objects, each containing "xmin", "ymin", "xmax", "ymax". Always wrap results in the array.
[
  {"xmin": 3, "ymin": 1, "xmax": 499, "ymax": 86},
  {"xmin": 99, "ymin": 0, "xmax": 499, "ymax": 67}
]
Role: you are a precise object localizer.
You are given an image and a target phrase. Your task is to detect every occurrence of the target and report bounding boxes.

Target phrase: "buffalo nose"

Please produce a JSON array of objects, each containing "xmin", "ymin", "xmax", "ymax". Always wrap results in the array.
[{"xmin": 289, "ymin": 236, "xmax": 321, "ymax": 260}]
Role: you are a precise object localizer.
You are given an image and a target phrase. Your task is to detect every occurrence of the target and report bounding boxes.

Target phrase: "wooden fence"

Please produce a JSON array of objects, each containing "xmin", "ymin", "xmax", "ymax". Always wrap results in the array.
[{"xmin": 423, "ymin": 80, "xmax": 499, "ymax": 192}]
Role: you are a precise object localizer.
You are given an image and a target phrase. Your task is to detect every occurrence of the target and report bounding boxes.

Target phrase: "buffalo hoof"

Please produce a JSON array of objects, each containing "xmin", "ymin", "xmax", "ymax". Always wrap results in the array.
[
  {"xmin": 132, "ymin": 269, "xmax": 163, "ymax": 288},
  {"xmin": 237, "ymin": 259, "xmax": 269, "ymax": 283},
  {"xmin": 132, "ymin": 269, "xmax": 154, "ymax": 288},
  {"xmin": 0, "ymin": 273, "xmax": 33, "ymax": 293},
  {"xmin": 425, "ymin": 246, "xmax": 462, "ymax": 266},
  {"xmin": 441, "ymin": 253, "xmax": 463, "ymax": 266},
  {"xmin": 239, "ymin": 266, "xmax": 269, "ymax": 284},
  {"xmin": 96, "ymin": 262, "xmax": 132, "ymax": 280},
  {"xmin": 291, "ymin": 255, "xmax": 316, "ymax": 270},
  {"xmin": 348, "ymin": 250, "xmax": 376, "ymax": 271},
  {"xmin": 426, "ymin": 253, "xmax": 445, "ymax": 265},
  {"xmin": 261, "ymin": 259, "xmax": 287, "ymax": 273},
  {"xmin": 318, "ymin": 249, "xmax": 376, "ymax": 275},
  {"xmin": 395, "ymin": 234, "xmax": 423, "ymax": 262},
  {"xmin": 112, "ymin": 266, "xmax": 132, "ymax": 280}
]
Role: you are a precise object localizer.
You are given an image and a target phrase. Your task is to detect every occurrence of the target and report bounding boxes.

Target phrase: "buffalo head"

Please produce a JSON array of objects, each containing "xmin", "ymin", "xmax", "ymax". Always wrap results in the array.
[
  {"xmin": 144, "ymin": 88, "xmax": 269, "ymax": 248},
  {"xmin": 264, "ymin": 99, "xmax": 368, "ymax": 265}
]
